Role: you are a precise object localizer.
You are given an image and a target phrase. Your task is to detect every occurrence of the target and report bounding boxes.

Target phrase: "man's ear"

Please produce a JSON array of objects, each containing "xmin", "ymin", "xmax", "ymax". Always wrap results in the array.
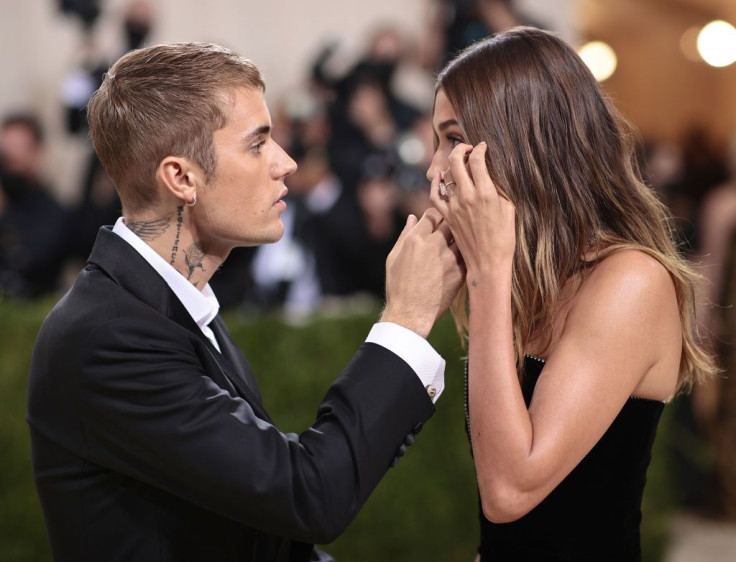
[{"xmin": 156, "ymin": 156, "xmax": 204, "ymax": 205}]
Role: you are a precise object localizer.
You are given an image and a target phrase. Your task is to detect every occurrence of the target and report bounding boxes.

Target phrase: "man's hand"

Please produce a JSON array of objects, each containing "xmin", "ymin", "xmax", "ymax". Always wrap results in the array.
[{"xmin": 381, "ymin": 208, "xmax": 465, "ymax": 338}]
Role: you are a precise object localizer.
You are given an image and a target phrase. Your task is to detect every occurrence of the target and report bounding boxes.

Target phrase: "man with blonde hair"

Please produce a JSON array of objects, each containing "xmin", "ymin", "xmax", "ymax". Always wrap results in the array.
[{"xmin": 27, "ymin": 42, "xmax": 463, "ymax": 561}]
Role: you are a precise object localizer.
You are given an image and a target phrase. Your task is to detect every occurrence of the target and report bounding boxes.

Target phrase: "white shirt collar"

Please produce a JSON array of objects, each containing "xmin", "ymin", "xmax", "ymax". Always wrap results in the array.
[{"xmin": 112, "ymin": 217, "xmax": 220, "ymax": 330}]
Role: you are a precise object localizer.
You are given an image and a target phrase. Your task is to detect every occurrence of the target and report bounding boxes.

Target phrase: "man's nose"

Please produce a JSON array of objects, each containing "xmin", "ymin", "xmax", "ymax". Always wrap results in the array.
[{"xmin": 275, "ymin": 144, "xmax": 297, "ymax": 178}]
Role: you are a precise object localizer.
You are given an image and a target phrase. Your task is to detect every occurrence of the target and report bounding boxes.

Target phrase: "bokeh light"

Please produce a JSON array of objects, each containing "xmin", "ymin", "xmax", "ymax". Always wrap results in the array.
[
  {"xmin": 578, "ymin": 40, "xmax": 618, "ymax": 82},
  {"xmin": 697, "ymin": 20, "xmax": 736, "ymax": 68}
]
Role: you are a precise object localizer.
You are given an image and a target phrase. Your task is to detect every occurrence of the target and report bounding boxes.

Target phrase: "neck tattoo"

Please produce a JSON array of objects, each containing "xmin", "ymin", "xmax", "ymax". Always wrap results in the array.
[
  {"xmin": 170, "ymin": 205, "xmax": 184, "ymax": 265},
  {"xmin": 126, "ymin": 215, "xmax": 171, "ymax": 241},
  {"xmin": 184, "ymin": 243, "xmax": 206, "ymax": 282}
]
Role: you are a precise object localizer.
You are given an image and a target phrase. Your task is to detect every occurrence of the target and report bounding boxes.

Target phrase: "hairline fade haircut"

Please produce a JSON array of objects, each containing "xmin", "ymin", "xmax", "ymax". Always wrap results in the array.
[
  {"xmin": 87, "ymin": 42, "xmax": 265, "ymax": 214},
  {"xmin": 438, "ymin": 26, "xmax": 717, "ymax": 391}
]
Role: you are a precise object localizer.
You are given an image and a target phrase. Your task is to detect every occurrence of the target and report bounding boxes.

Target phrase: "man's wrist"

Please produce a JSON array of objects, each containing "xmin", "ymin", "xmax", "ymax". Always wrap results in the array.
[{"xmin": 379, "ymin": 308, "xmax": 433, "ymax": 339}]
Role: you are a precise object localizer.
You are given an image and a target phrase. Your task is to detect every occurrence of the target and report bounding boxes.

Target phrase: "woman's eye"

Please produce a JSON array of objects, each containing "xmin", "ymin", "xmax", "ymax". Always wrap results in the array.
[{"xmin": 448, "ymin": 136, "xmax": 463, "ymax": 148}]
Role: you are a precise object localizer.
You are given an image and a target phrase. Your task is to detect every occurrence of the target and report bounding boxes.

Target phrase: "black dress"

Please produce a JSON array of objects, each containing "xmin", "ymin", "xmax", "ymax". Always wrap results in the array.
[{"xmin": 466, "ymin": 355, "xmax": 665, "ymax": 561}]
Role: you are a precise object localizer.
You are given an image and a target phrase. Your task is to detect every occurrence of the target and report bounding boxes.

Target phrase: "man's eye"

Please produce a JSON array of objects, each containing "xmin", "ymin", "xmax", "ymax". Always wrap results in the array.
[{"xmin": 251, "ymin": 140, "xmax": 266, "ymax": 154}]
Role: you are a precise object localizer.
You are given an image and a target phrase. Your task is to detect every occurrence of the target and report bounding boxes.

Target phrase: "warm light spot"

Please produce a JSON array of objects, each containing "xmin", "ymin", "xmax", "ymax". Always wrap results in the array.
[
  {"xmin": 697, "ymin": 20, "xmax": 736, "ymax": 67},
  {"xmin": 578, "ymin": 41, "xmax": 617, "ymax": 82},
  {"xmin": 680, "ymin": 26, "xmax": 702, "ymax": 63}
]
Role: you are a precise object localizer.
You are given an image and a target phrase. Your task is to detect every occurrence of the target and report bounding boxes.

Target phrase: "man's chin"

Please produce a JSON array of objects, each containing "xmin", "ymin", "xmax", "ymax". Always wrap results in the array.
[
  {"xmin": 270, "ymin": 223, "xmax": 285, "ymax": 242},
  {"xmin": 232, "ymin": 222, "xmax": 284, "ymax": 247},
  {"xmin": 261, "ymin": 223, "xmax": 285, "ymax": 245}
]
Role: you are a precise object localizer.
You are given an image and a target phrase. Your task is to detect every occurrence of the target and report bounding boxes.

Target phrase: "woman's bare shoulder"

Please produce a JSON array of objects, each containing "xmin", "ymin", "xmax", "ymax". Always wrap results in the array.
[
  {"xmin": 584, "ymin": 248, "xmax": 675, "ymax": 299},
  {"xmin": 563, "ymin": 249, "xmax": 681, "ymax": 398},
  {"xmin": 567, "ymin": 248, "xmax": 679, "ymax": 336}
]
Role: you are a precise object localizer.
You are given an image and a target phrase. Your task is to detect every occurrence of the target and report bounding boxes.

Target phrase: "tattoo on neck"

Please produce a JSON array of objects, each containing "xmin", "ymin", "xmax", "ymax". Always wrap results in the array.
[
  {"xmin": 184, "ymin": 243, "xmax": 206, "ymax": 280},
  {"xmin": 127, "ymin": 215, "xmax": 172, "ymax": 241},
  {"xmin": 170, "ymin": 206, "xmax": 184, "ymax": 265}
]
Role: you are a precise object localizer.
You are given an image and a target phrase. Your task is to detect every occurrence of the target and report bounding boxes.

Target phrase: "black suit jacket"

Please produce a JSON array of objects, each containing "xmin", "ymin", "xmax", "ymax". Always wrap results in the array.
[{"xmin": 27, "ymin": 226, "xmax": 434, "ymax": 561}]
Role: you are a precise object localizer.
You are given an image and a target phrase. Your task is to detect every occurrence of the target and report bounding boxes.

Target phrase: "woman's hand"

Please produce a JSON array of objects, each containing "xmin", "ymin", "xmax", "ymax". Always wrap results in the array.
[{"xmin": 430, "ymin": 142, "xmax": 516, "ymax": 277}]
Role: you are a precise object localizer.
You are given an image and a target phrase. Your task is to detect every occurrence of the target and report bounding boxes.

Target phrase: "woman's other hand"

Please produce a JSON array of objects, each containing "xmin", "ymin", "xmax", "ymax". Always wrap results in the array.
[{"xmin": 430, "ymin": 142, "xmax": 515, "ymax": 276}]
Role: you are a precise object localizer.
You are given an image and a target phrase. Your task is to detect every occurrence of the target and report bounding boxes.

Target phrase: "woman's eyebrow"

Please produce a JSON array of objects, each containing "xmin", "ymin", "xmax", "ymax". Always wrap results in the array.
[{"xmin": 437, "ymin": 119, "xmax": 460, "ymax": 132}]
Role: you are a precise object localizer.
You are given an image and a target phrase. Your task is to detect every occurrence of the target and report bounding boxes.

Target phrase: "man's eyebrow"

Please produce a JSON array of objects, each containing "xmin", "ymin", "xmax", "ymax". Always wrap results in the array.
[
  {"xmin": 437, "ymin": 119, "xmax": 460, "ymax": 132},
  {"xmin": 242, "ymin": 125, "xmax": 271, "ymax": 141}
]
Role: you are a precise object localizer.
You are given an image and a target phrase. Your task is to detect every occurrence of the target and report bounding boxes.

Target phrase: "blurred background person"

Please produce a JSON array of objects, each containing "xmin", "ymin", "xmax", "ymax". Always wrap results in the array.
[
  {"xmin": 419, "ymin": 0, "xmax": 545, "ymax": 71},
  {"xmin": 0, "ymin": 114, "xmax": 70, "ymax": 298},
  {"xmin": 696, "ymin": 132, "xmax": 736, "ymax": 521},
  {"xmin": 61, "ymin": 0, "xmax": 156, "ymax": 263},
  {"xmin": 313, "ymin": 25, "xmax": 425, "ymax": 195}
]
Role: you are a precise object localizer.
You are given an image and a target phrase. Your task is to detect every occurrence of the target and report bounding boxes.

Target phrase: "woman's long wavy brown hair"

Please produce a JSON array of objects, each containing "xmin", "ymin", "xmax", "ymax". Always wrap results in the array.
[{"xmin": 438, "ymin": 27, "xmax": 716, "ymax": 390}]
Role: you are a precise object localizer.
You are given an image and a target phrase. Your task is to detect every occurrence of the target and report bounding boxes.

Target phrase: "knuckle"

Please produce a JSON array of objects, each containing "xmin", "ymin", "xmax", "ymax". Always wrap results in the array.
[
  {"xmin": 470, "ymin": 149, "xmax": 484, "ymax": 162},
  {"xmin": 449, "ymin": 145, "xmax": 467, "ymax": 161},
  {"xmin": 424, "ymin": 207, "xmax": 441, "ymax": 221},
  {"xmin": 478, "ymin": 189, "xmax": 493, "ymax": 202},
  {"xmin": 457, "ymin": 190, "xmax": 472, "ymax": 205},
  {"xmin": 405, "ymin": 234, "xmax": 421, "ymax": 249}
]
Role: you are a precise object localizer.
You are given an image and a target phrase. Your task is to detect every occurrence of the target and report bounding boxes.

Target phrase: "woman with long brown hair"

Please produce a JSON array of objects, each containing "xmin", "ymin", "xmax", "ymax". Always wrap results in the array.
[{"xmin": 428, "ymin": 27, "xmax": 717, "ymax": 560}]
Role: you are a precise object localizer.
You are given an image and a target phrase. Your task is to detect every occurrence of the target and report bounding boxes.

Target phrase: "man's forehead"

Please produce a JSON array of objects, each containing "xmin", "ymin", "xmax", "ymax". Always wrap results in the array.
[
  {"xmin": 222, "ymin": 86, "xmax": 270, "ymax": 128},
  {"xmin": 224, "ymin": 86, "xmax": 266, "ymax": 111}
]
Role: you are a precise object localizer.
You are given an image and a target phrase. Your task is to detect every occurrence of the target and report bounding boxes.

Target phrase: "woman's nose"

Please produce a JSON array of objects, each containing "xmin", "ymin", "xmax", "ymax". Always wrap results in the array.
[{"xmin": 426, "ymin": 154, "xmax": 443, "ymax": 182}]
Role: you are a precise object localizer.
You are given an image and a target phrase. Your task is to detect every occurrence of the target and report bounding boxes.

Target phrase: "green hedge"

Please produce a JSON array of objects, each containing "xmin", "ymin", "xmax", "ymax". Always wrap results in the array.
[{"xmin": 0, "ymin": 298, "xmax": 674, "ymax": 561}]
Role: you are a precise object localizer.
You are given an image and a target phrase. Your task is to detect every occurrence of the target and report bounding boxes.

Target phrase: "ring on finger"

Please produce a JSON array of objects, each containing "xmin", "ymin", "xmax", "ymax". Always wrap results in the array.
[{"xmin": 439, "ymin": 181, "xmax": 456, "ymax": 199}]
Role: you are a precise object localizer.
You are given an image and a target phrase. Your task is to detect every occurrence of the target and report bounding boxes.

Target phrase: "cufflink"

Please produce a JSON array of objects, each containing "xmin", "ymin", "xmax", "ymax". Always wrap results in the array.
[{"xmin": 426, "ymin": 385, "xmax": 437, "ymax": 398}]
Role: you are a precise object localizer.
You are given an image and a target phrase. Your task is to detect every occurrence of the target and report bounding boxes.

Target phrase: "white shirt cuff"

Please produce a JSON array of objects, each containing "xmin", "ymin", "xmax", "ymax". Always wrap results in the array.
[{"xmin": 365, "ymin": 322, "xmax": 445, "ymax": 403}]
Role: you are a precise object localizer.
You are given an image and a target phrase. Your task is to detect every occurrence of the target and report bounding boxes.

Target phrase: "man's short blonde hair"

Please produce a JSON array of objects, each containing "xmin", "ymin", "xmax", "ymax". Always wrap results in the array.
[{"xmin": 87, "ymin": 42, "xmax": 264, "ymax": 213}]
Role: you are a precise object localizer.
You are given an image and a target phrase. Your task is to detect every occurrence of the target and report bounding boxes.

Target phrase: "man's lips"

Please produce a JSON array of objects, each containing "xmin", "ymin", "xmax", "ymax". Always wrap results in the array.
[{"xmin": 274, "ymin": 188, "xmax": 288, "ymax": 209}]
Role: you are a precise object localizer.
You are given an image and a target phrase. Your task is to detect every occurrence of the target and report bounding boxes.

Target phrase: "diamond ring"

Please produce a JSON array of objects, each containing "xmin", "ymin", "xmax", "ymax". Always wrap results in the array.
[{"xmin": 439, "ymin": 181, "xmax": 456, "ymax": 198}]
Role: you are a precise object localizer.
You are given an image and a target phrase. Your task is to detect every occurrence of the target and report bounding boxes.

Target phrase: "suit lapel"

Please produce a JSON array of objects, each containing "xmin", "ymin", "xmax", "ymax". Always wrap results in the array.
[
  {"xmin": 87, "ymin": 226, "xmax": 272, "ymax": 423},
  {"xmin": 209, "ymin": 317, "xmax": 262, "ymax": 399},
  {"xmin": 160, "ymin": 282, "xmax": 273, "ymax": 424},
  {"xmin": 207, "ymin": 317, "xmax": 272, "ymax": 422}
]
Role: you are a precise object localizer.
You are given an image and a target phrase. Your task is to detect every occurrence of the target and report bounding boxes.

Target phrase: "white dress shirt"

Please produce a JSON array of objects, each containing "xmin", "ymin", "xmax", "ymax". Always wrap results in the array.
[
  {"xmin": 112, "ymin": 217, "xmax": 445, "ymax": 401},
  {"xmin": 113, "ymin": 218, "xmax": 221, "ymax": 352}
]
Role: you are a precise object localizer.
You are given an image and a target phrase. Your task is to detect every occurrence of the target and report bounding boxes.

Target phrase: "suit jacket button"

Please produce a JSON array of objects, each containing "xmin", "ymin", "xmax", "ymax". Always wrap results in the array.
[{"xmin": 426, "ymin": 385, "xmax": 437, "ymax": 398}]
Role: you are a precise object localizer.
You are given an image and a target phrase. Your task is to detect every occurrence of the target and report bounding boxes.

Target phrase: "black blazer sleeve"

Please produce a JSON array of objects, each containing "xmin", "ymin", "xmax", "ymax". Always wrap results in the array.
[{"xmin": 73, "ymin": 314, "xmax": 433, "ymax": 545}]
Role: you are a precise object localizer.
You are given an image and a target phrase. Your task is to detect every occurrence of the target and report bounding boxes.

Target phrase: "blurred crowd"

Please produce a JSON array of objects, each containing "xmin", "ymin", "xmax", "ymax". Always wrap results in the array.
[
  {"xmin": 2, "ymin": 0, "xmax": 736, "ymax": 523},
  {"xmin": 0, "ymin": 0, "xmax": 539, "ymax": 311},
  {"xmin": 644, "ymin": 130, "xmax": 736, "ymax": 523}
]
